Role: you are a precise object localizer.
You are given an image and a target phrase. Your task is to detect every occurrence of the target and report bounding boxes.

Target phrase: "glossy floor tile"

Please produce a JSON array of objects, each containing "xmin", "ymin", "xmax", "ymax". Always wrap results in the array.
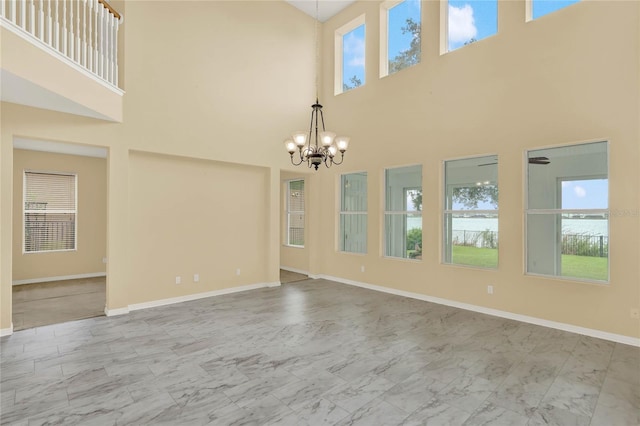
[{"xmin": 1, "ymin": 279, "xmax": 638, "ymax": 425}]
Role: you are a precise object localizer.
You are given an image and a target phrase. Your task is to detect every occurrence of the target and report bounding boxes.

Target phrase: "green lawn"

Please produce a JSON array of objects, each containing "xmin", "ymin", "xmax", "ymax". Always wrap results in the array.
[
  {"xmin": 452, "ymin": 246, "xmax": 498, "ymax": 268},
  {"xmin": 561, "ymin": 254, "xmax": 608, "ymax": 281},
  {"xmin": 450, "ymin": 246, "xmax": 608, "ymax": 281}
]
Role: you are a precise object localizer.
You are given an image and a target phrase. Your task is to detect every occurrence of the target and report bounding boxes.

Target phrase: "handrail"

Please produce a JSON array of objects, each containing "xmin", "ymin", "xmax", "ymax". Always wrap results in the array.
[{"xmin": 98, "ymin": 0, "xmax": 121, "ymax": 20}]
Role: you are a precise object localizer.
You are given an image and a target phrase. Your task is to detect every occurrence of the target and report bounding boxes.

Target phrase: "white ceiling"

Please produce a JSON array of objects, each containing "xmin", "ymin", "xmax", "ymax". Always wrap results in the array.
[{"xmin": 285, "ymin": 0, "xmax": 356, "ymax": 22}]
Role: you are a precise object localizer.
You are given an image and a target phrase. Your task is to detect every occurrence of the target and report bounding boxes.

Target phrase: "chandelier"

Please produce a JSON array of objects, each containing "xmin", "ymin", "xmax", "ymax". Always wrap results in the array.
[{"xmin": 284, "ymin": 0, "xmax": 349, "ymax": 170}]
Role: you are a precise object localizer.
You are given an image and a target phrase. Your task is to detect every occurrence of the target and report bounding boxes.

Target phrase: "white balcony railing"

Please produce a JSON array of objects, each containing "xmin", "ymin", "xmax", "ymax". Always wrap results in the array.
[{"xmin": 0, "ymin": 0, "xmax": 122, "ymax": 87}]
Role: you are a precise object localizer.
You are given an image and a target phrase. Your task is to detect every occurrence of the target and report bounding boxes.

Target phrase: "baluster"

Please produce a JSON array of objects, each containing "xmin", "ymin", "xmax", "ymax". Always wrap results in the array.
[
  {"xmin": 105, "ymin": 11, "xmax": 110, "ymax": 82},
  {"xmin": 102, "ymin": 5, "xmax": 107, "ymax": 79},
  {"xmin": 75, "ymin": 0, "xmax": 80, "ymax": 62},
  {"xmin": 102, "ymin": 6, "xmax": 108, "ymax": 80},
  {"xmin": 107, "ymin": 12, "xmax": 116, "ymax": 83},
  {"xmin": 61, "ymin": 0, "xmax": 66, "ymax": 54},
  {"xmin": 93, "ymin": 0, "xmax": 98, "ymax": 73},
  {"xmin": 69, "ymin": 0, "xmax": 74, "ymax": 59},
  {"xmin": 38, "ymin": 0, "xmax": 43, "ymax": 39},
  {"xmin": 87, "ymin": 0, "xmax": 92, "ymax": 72},
  {"xmin": 46, "ymin": 0, "xmax": 52, "ymax": 45},
  {"xmin": 53, "ymin": 0, "xmax": 58, "ymax": 50},
  {"xmin": 96, "ymin": 1, "xmax": 101, "ymax": 76},
  {"xmin": 10, "ymin": 0, "xmax": 16, "ymax": 23},
  {"xmin": 28, "ymin": 0, "xmax": 34, "ymax": 34},
  {"xmin": 82, "ymin": 0, "xmax": 87, "ymax": 67},
  {"xmin": 114, "ymin": 17, "xmax": 119, "ymax": 86},
  {"xmin": 20, "ymin": 0, "xmax": 26, "ymax": 27},
  {"xmin": 98, "ymin": 4, "xmax": 103, "ymax": 78}
]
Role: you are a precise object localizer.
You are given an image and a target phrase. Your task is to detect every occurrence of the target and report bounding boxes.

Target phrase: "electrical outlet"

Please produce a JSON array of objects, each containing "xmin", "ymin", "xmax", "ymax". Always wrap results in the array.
[
  {"xmin": 102, "ymin": 257, "xmax": 108, "ymax": 264},
  {"xmin": 193, "ymin": 274, "xmax": 199, "ymax": 283},
  {"xmin": 175, "ymin": 276, "xmax": 181, "ymax": 285},
  {"xmin": 487, "ymin": 285, "xmax": 494, "ymax": 295},
  {"xmin": 631, "ymin": 308, "xmax": 640, "ymax": 319},
  {"xmin": 361, "ymin": 265, "xmax": 365, "ymax": 273},
  {"xmin": 236, "ymin": 269, "xmax": 241, "ymax": 276}
]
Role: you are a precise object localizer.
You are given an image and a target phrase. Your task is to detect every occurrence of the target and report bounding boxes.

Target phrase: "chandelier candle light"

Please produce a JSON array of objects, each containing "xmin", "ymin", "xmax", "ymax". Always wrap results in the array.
[{"xmin": 284, "ymin": 0, "xmax": 349, "ymax": 170}]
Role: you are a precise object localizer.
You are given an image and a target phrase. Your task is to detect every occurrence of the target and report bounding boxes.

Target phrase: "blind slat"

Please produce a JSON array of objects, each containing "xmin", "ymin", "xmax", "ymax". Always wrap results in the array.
[{"xmin": 24, "ymin": 172, "xmax": 77, "ymax": 252}]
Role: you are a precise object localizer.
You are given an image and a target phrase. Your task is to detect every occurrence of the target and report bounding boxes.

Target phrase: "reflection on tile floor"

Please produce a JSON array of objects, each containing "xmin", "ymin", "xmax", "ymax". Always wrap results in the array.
[
  {"xmin": 12, "ymin": 277, "xmax": 106, "ymax": 331},
  {"xmin": 1, "ymin": 279, "xmax": 638, "ymax": 425}
]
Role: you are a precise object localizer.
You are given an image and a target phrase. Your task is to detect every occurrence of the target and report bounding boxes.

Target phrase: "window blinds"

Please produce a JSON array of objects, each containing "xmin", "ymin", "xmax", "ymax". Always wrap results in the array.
[{"xmin": 24, "ymin": 171, "xmax": 77, "ymax": 252}]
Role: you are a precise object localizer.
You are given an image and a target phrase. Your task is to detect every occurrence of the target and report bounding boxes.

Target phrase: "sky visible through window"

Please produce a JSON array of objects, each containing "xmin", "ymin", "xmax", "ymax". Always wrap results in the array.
[
  {"xmin": 448, "ymin": 0, "xmax": 497, "ymax": 51},
  {"xmin": 388, "ymin": 0, "xmax": 421, "ymax": 64},
  {"xmin": 562, "ymin": 179, "xmax": 608, "ymax": 209},
  {"xmin": 533, "ymin": 0, "xmax": 580, "ymax": 20},
  {"xmin": 342, "ymin": 24, "xmax": 365, "ymax": 90}
]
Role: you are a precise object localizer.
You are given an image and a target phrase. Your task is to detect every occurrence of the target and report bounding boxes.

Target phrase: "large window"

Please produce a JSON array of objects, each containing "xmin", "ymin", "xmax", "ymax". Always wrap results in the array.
[
  {"xmin": 380, "ymin": 0, "xmax": 421, "ymax": 77},
  {"xmin": 24, "ymin": 171, "xmax": 77, "ymax": 253},
  {"xmin": 286, "ymin": 179, "xmax": 305, "ymax": 247},
  {"xmin": 443, "ymin": 156, "xmax": 498, "ymax": 268},
  {"xmin": 335, "ymin": 15, "xmax": 366, "ymax": 95},
  {"xmin": 526, "ymin": 141, "xmax": 609, "ymax": 282},
  {"xmin": 339, "ymin": 172, "xmax": 367, "ymax": 254},
  {"xmin": 445, "ymin": 0, "xmax": 497, "ymax": 52},
  {"xmin": 529, "ymin": 0, "xmax": 580, "ymax": 20},
  {"xmin": 384, "ymin": 165, "xmax": 422, "ymax": 259}
]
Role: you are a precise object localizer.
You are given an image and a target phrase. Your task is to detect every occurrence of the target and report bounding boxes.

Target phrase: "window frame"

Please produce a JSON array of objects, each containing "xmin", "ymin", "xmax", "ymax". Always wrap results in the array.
[
  {"xmin": 379, "ymin": 0, "xmax": 421, "ymax": 78},
  {"xmin": 524, "ymin": 140, "xmax": 610, "ymax": 283},
  {"xmin": 383, "ymin": 164, "xmax": 423, "ymax": 260},
  {"xmin": 442, "ymin": 155, "xmax": 499, "ymax": 269},
  {"xmin": 338, "ymin": 171, "xmax": 368, "ymax": 254},
  {"xmin": 23, "ymin": 170, "xmax": 78, "ymax": 254},
  {"xmin": 334, "ymin": 14, "xmax": 366, "ymax": 96},
  {"xmin": 285, "ymin": 179, "xmax": 305, "ymax": 248}
]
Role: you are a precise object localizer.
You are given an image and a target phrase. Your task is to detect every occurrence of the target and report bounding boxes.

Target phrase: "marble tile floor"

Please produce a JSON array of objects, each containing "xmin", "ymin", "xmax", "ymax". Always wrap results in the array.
[
  {"xmin": 12, "ymin": 277, "xmax": 106, "ymax": 331},
  {"xmin": 1, "ymin": 279, "xmax": 638, "ymax": 425}
]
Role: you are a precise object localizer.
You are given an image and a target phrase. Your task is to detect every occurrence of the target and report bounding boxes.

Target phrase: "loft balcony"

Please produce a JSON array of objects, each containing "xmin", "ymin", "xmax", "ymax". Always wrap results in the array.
[{"xmin": 0, "ymin": 0, "xmax": 123, "ymax": 122}]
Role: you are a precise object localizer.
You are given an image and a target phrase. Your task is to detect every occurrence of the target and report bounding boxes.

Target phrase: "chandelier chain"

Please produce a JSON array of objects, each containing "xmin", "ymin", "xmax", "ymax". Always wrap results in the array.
[{"xmin": 315, "ymin": 0, "xmax": 319, "ymax": 100}]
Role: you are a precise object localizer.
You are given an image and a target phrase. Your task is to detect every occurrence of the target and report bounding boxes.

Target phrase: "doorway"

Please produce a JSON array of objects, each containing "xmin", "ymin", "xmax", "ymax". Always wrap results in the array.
[{"xmin": 12, "ymin": 139, "xmax": 108, "ymax": 330}]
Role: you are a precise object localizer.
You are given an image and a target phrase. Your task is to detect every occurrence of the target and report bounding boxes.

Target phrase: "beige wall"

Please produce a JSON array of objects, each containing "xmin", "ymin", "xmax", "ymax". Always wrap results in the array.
[
  {"xmin": 12, "ymin": 149, "xmax": 107, "ymax": 282},
  {"xmin": 127, "ymin": 152, "xmax": 270, "ymax": 305},
  {"xmin": 317, "ymin": 0, "xmax": 640, "ymax": 338}
]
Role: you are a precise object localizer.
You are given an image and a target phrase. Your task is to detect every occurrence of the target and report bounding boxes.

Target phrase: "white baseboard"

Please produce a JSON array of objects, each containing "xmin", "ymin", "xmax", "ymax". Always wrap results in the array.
[
  {"xmin": 13, "ymin": 272, "xmax": 106, "ymax": 286},
  {"xmin": 279, "ymin": 266, "xmax": 310, "ymax": 276},
  {"xmin": 101, "ymin": 281, "xmax": 282, "ymax": 317},
  {"xmin": 318, "ymin": 274, "xmax": 640, "ymax": 347},
  {"xmin": 0, "ymin": 324, "xmax": 14, "ymax": 337},
  {"xmin": 104, "ymin": 306, "xmax": 129, "ymax": 317},
  {"xmin": 127, "ymin": 282, "xmax": 278, "ymax": 312}
]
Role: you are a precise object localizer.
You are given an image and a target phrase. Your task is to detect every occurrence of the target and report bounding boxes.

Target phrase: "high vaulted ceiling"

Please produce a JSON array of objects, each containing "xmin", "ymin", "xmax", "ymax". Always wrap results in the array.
[{"xmin": 285, "ymin": 0, "xmax": 356, "ymax": 22}]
